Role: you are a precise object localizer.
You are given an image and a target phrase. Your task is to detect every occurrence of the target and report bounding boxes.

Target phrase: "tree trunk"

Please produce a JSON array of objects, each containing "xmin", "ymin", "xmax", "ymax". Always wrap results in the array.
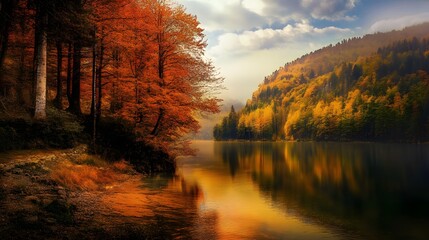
[
  {"xmin": 96, "ymin": 37, "xmax": 104, "ymax": 118},
  {"xmin": 151, "ymin": 30, "xmax": 165, "ymax": 136},
  {"xmin": 66, "ymin": 42, "xmax": 72, "ymax": 107},
  {"xmin": 54, "ymin": 40, "xmax": 63, "ymax": 109},
  {"xmin": 16, "ymin": 41, "xmax": 26, "ymax": 105},
  {"xmin": 70, "ymin": 41, "xmax": 82, "ymax": 115},
  {"xmin": 16, "ymin": 18, "xmax": 27, "ymax": 105},
  {"xmin": 0, "ymin": 0, "xmax": 18, "ymax": 92},
  {"xmin": 34, "ymin": 6, "xmax": 48, "ymax": 120},
  {"xmin": 90, "ymin": 28, "xmax": 97, "ymax": 147},
  {"xmin": 151, "ymin": 108, "xmax": 164, "ymax": 136}
]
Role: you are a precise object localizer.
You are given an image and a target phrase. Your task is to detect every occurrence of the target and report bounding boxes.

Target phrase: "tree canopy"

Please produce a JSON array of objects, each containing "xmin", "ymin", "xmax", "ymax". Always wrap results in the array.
[
  {"xmin": 0, "ymin": 0, "xmax": 222, "ymax": 155},
  {"xmin": 214, "ymin": 26, "xmax": 429, "ymax": 143}
]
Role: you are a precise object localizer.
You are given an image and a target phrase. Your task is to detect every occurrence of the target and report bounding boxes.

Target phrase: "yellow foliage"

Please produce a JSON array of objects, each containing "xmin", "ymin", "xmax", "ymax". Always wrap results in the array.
[
  {"xmin": 304, "ymin": 85, "xmax": 317, "ymax": 98},
  {"xmin": 284, "ymin": 105, "xmax": 302, "ymax": 139},
  {"xmin": 240, "ymin": 104, "xmax": 274, "ymax": 133},
  {"xmin": 329, "ymin": 99, "xmax": 343, "ymax": 116},
  {"xmin": 313, "ymin": 101, "xmax": 327, "ymax": 118}
]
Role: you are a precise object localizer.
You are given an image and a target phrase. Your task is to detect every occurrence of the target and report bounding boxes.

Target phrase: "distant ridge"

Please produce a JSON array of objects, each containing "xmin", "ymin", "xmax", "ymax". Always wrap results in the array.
[
  {"xmin": 214, "ymin": 22, "xmax": 429, "ymax": 142},
  {"xmin": 264, "ymin": 22, "xmax": 429, "ymax": 85}
]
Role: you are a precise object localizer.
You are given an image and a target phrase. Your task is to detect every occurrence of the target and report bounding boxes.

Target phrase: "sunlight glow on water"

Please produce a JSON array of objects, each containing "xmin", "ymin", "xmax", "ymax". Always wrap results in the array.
[{"xmin": 102, "ymin": 141, "xmax": 429, "ymax": 239}]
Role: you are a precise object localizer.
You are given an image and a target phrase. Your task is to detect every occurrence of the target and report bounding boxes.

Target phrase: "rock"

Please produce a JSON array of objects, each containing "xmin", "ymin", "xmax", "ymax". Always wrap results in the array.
[
  {"xmin": 58, "ymin": 189, "xmax": 67, "ymax": 198},
  {"xmin": 12, "ymin": 168, "xmax": 23, "ymax": 175},
  {"xmin": 44, "ymin": 218, "xmax": 57, "ymax": 224},
  {"xmin": 45, "ymin": 199, "xmax": 76, "ymax": 224},
  {"xmin": 31, "ymin": 176, "xmax": 40, "ymax": 182},
  {"xmin": 24, "ymin": 196, "xmax": 41, "ymax": 204},
  {"xmin": 39, "ymin": 178, "xmax": 54, "ymax": 185},
  {"xmin": 41, "ymin": 198, "xmax": 55, "ymax": 208},
  {"xmin": 22, "ymin": 215, "xmax": 39, "ymax": 224}
]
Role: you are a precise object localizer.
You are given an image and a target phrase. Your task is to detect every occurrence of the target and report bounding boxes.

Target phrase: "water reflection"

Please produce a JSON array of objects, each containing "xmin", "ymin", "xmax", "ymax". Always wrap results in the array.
[
  {"xmin": 102, "ymin": 176, "xmax": 217, "ymax": 239},
  {"xmin": 215, "ymin": 141, "xmax": 429, "ymax": 239},
  {"xmin": 105, "ymin": 141, "xmax": 429, "ymax": 239},
  {"xmin": 181, "ymin": 141, "xmax": 345, "ymax": 239}
]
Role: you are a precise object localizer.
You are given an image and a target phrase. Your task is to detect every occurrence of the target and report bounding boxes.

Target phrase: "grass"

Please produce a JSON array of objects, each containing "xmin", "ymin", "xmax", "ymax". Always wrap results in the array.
[{"xmin": 50, "ymin": 156, "xmax": 133, "ymax": 191}]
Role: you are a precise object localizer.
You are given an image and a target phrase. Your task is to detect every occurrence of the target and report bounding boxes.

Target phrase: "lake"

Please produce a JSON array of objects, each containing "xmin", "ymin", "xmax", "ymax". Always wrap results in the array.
[{"xmin": 110, "ymin": 141, "xmax": 429, "ymax": 239}]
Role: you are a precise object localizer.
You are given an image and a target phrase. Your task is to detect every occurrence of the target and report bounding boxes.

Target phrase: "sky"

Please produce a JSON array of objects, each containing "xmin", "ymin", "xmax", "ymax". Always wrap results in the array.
[{"xmin": 177, "ymin": 0, "xmax": 429, "ymax": 105}]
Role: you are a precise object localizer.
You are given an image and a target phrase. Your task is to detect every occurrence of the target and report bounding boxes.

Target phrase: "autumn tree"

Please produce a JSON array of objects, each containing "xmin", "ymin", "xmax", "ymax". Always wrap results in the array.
[
  {"xmin": 0, "ymin": 0, "xmax": 19, "ymax": 96},
  {"xmin": 217, "ymin": 36, "xmax": 429, "ymax": 142},
  {"xmin": 105, "ymin": 0, "xmax": 222, "ymax": 153},
  {"xmin": 33, "ymin": 0, "xmax": 49, "ymax": 120}
]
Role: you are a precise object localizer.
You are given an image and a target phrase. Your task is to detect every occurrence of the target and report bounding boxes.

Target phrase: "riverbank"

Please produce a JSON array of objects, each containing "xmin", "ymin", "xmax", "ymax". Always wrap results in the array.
[
  {"xmin": 0, "ymin": 145, "xmax": 174, "ymax": 239},
  {"xmin": 0, "ymin": 106, "xmax": 176, "ymax": 174}
]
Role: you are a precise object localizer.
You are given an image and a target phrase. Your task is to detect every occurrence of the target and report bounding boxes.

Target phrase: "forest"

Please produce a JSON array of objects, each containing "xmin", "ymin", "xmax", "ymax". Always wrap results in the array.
[
  {"xmin": 0, "ymin": 0, "xmax": 222, "ymax": 168},
  {"xmin": 214, "ymin": 23, "xmax": 429, "ymax": 142}
]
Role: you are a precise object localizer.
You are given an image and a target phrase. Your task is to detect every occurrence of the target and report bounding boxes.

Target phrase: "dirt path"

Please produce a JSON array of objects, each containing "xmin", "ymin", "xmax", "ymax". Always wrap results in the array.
[{"xmin": 0, "ymin": 146, "xmax": 173, "ymax": 239}]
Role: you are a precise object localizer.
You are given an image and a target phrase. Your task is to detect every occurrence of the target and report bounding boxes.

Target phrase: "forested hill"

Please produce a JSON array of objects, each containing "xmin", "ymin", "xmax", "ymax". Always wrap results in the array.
[{"xmin": 214, "ymin": 23, "xmax": 429, "ymax": 142}]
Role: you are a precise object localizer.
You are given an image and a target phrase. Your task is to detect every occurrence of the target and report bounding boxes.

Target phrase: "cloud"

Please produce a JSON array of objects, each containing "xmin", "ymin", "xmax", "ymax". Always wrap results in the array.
[
  {"xmin": 209, "ymin": 21, "xmax": 352, "ymax": 57},
  {"xmin": 242, "ymin": 0, "xmax": 266, "ymax": 15},
  {"xmin": 261, "ymin": 0, "xmax": 358, "ymax": 22},
  {"xmin": 369, "ymin": 12, "xmax": 429, "ymax": 33},
  {"xmin": 180, "ymin": 0, "xmax": 265, "ymax": 32},
  {"xmin": 179, "ymin": 0, "xmax": 359, "ymax": 102},
  {"xmin": 181, "ymin": 0, "xmax": 359, "ymax": 33},
  {"xmin": 305, "ymin": 0, "xmax": 358, "ymax": 20}
]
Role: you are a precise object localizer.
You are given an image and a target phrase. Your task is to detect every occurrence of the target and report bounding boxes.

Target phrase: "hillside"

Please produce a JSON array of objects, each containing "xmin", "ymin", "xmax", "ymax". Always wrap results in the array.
[{"xmin": 214, "ymin": 23, "xmax": 429, "ymax": 142}]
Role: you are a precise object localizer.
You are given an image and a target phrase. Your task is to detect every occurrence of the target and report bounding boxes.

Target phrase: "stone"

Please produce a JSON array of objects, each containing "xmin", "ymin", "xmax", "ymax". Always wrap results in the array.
[
  {"xmin": 44, "ymin": 218, "xmax": 57, "ymax": 224},
  {"xmin": 22, "ymin": 215, "xmax": 39, "ymax": 224},
  {"xmin": 12, "ymin": 168, "xmax": 23, "ymax": 175},
  {"xmin": 24, "ymin": 195, "xmax": 41, "ymax": 204},
  {"xmin": 31, "ymin": 176, "xmax": 40, "ymax": 182},
  {"xmin": 58, "ymin": 189, "xmax": 67, "ymax": 198},
  {"xmin": 41, "ymin": 198, "xmax": 55, "ymax": 208}
]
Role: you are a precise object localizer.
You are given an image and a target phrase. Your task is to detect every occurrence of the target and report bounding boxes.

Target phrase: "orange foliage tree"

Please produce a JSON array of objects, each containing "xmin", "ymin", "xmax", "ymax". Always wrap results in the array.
[
  {"xmin": 91, "ymin": 0, "xmax": 223, "ymax": 154},
  {"xmin": 1, "ymin": 0, "xmax": 222, "ymax": 155}
]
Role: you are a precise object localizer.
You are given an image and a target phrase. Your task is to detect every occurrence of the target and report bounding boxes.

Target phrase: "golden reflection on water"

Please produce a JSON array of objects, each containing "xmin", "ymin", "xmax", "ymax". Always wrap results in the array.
[
  {"xmin": 209, "ymin": 141, "xmax": 429, "ymax": 240},
  {"xmin": 101, "ymin": 176, "xmax": 218, "ymax": 239},
  {"xmin": 101, "ymin": 141, "xmax": 429, "ymax": 239},
  {"xmin": 178, "ymin": 141, "xmax": 343, "ymax": 239},
  {"xmin": 102, "ymin": 177, "xmax": 204, "ymax": 217}
]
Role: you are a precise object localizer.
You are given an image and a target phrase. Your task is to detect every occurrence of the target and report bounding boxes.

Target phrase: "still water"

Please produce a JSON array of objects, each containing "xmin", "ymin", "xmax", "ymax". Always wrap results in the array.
[{"xmin": 107, "ymin": 141, "xmax": 429, "ymax": 239}]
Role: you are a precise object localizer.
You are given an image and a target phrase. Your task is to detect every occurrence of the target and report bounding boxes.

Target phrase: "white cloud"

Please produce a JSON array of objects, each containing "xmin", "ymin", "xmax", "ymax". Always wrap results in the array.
[
  {"xmin": 180, "ymin": 0, "xmax": 264, "ymax": 32},
  {"xmin": 180, "ymin": 0, "xmax": 358, "ymax": 33},
  {"xmin": 178, "ymin": 0, "xmax": 358, "ymax": 103},
  {"xmin": 369, "ymin": 12, "xmax": 429, "ymax": 33},
  {"xmin": 242, "ymin": 0, "xmax": 266, "ymax": 15},
  {"xmin": 209, "ymin": 21, "xmax": 352, "ymax": 57}
]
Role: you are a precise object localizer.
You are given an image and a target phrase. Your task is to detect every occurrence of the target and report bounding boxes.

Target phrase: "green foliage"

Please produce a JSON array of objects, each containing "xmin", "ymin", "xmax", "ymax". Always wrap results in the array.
[
  {"xmin": 0, "ymin": 106, "xmax": 86, "ymax": 151},
  {"xmin": 214, "ymin": 105, "xmax": 239, "ymax": 140},
  {"xmin": 216, "ymin": 31, "xmax": 429, "ymax": 142}
]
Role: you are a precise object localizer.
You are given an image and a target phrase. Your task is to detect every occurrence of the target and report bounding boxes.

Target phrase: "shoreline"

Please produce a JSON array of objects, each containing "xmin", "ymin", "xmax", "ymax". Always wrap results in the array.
[{"xmin": 0, "ymin": 146, "xmax": 166, "ymax": 239}]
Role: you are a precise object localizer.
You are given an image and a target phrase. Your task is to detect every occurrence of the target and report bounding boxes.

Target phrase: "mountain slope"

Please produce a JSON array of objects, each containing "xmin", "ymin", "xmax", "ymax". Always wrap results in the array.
[{"xmin": 214, "ymin": 23, "xmax": 429, "ymax": 142}]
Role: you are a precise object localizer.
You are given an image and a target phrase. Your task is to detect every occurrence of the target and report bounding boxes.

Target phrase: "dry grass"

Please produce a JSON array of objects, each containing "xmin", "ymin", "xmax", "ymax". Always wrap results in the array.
[
  {"xmin": 50, "ymin": 157, "xmax": 133, "ymax": 191},
  {"xmin": 112, "ymin": 160, "xmax": 132, "ymax": 172}
]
